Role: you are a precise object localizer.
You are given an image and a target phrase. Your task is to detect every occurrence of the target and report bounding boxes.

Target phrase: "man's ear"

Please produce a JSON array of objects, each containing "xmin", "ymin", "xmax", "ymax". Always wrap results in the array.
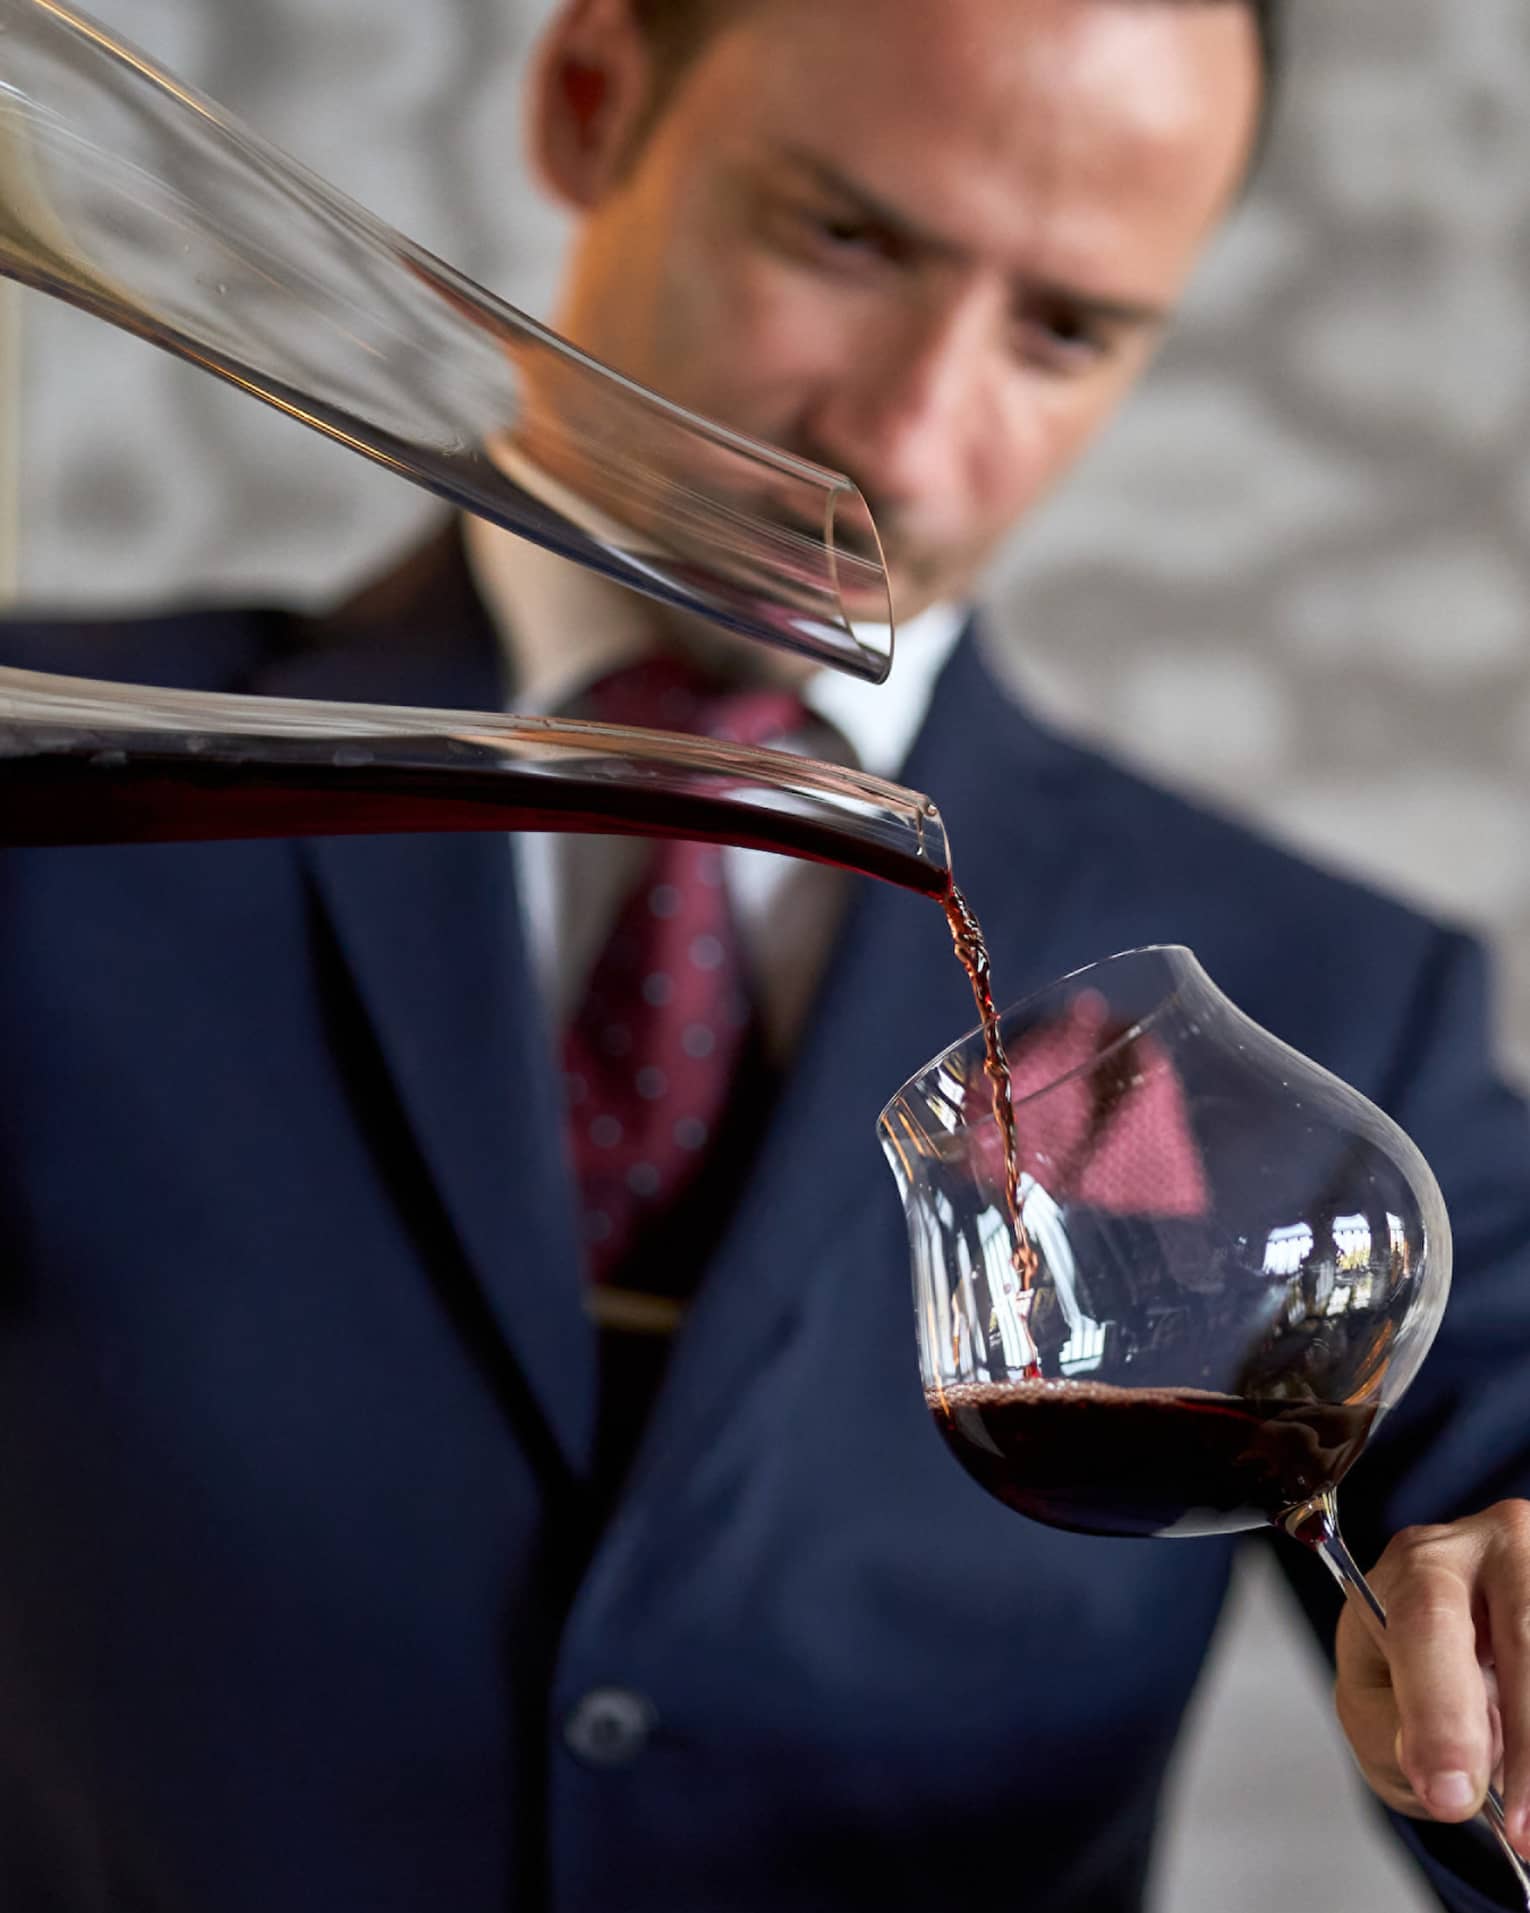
[{"xmin": 529, "ymin": 0, "xmax": 658, "ymax": 209}]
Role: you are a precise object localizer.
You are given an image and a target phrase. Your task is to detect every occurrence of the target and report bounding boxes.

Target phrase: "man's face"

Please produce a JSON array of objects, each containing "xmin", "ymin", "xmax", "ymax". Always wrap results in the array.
[{"xmin": 545, "ymin": 0, "xmax": 1261, "ymax": 622}]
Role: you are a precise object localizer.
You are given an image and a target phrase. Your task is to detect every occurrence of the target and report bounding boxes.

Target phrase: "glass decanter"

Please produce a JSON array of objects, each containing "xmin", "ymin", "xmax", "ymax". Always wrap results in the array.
[{"xmin": 0, "ymin": 0, "xmax": 952, "ymax": 887}]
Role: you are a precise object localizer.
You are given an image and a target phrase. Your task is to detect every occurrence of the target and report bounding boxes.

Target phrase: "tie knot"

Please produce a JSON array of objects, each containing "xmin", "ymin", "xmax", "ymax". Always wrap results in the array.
[
  {"xmin": 582, "ymin": 657, "xmax": 809, "ymax": 751},
  {"xmin": 709, "ymin": 685, "xmax": 812, "ymax": 749}
]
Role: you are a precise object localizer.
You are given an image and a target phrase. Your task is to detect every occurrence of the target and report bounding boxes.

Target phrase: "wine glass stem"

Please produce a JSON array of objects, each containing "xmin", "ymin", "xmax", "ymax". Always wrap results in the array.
[{"xmin": 1281, "ymin": 1492, "xmax": 1530, "ymax": 1907}]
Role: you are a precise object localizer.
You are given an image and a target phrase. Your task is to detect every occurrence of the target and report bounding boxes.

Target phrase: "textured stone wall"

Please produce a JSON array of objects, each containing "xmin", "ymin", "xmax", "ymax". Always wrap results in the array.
[{"xmin": 4, "ymin": 5, "xmax": 1527, "ymax": 1907}]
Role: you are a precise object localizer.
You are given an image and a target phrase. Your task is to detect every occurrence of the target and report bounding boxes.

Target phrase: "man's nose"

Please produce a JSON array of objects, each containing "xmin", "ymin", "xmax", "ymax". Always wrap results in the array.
[{"xmin": 806, "ymin": 297, "xmax": 992, "ymax": 512}]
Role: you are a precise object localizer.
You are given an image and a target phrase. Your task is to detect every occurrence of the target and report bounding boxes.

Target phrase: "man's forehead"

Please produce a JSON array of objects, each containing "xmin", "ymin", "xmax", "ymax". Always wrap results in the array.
[
  {"xmin": 688, "ymin": 0, "xmax": 1260, "ymax": 174},
  {"xmin": 695, "ymin": 0, "xmax": 1260, "ymax": 80},
  {"xmin": 686, "ymin": 0, "xmax": 1260, "ymax": 286}
]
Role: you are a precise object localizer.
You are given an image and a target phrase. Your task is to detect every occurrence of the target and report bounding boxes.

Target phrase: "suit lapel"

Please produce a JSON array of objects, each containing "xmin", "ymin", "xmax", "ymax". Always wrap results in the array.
[
  {"xmin": 261, "ymin": 530, "xmax": 596, "ymax": 1477},
  {"xmin": 628, "ymin": 628, "xmax": 1116, "ymax": 1485}
]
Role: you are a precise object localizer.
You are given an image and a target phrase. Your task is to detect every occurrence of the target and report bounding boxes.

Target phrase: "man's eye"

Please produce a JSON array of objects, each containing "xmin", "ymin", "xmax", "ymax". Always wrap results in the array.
[
  {"xmin": 797, "ymin": 208, "xmax": 901, "ymax": 264},
  {"xmin": 815, "ymin": 214, "xmax": 875, "ymax": 249},
  {"xmin": 1014, "ymin": 308, "xmax": 1110, "ymax": 372}
]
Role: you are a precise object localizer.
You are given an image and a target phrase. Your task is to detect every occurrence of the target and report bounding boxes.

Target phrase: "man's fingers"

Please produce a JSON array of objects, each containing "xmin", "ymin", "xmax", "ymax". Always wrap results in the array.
[
  {"xmin": 1484, "ymin": 1535, "xmax": 1530, "ymax": 1850},
  {"xmin": 1380, "ymin": 1529, "xmax": 1495, "ymax": 1821},
  {"xmin": 1335, "ymin": 1506, "xmax": 1530, "ymax": 1844},
  {"xmin": 1331, "ymin": 1652, "xmax": 1417, "ymax": 1814}
]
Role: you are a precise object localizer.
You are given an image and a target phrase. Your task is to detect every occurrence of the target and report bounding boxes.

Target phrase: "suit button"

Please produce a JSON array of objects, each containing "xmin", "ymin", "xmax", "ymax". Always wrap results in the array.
[{"xmin": 564, "ymin": 1687, "xmax": 657, "ymax": 1767}]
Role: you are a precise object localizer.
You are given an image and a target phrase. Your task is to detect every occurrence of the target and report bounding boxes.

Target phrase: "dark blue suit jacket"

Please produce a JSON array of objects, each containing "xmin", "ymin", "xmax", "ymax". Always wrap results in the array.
[{"xmin": 3, "ymin": 533, "xmax": 1528, "ymax": 1910}]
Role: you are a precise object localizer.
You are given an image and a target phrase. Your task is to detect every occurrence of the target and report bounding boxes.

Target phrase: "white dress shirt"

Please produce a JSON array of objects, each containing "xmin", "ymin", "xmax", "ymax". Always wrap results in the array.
[{"xmin": 463, "ymin": 513, "xmax": 965, "ymax": 1059}]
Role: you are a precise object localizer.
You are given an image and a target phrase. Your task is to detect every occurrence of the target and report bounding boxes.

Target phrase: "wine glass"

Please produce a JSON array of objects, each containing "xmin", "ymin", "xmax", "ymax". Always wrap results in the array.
[{"xmin": 878, "ymin": 945, "xmax": 1530, "ymax": 1902}]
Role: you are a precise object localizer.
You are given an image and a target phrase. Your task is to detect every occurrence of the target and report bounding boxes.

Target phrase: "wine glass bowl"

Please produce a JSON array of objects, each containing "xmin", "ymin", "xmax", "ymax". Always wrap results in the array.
[{"xmin": 880, "ymin": 945, "xmax": 1450, "ymax": 1540}]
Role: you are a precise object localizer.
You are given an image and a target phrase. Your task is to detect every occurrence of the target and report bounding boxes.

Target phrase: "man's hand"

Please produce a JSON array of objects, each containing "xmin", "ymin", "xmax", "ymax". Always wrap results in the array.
[{"xmin": 1335, "ymin": 1501, "xmax": 1530, "ymax": 1853}]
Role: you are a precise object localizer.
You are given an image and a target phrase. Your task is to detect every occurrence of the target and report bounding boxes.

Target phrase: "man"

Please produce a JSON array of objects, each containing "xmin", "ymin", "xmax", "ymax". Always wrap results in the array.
[{"xmin": 2, "ymin": 1, "xmax": 1529, "ymax": 1908}]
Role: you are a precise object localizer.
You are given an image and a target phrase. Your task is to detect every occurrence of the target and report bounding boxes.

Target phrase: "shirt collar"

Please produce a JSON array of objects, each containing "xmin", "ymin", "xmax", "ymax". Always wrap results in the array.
[{"xmin": 462, "ymin": 512, "xmax": 966, "ymax": 782}]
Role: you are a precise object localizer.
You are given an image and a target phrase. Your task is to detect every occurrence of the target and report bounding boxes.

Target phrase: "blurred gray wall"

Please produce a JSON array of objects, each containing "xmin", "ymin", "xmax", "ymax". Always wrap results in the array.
[{"xmin": 4, "ymin": 3, "xmax": 1528, "ymax": 1908}]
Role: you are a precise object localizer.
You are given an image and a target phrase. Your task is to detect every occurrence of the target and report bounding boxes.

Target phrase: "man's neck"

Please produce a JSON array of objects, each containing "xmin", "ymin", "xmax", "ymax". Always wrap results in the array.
[{"xmin": 461, "ymin": 509, "xmax": 970, "ymax": 782}]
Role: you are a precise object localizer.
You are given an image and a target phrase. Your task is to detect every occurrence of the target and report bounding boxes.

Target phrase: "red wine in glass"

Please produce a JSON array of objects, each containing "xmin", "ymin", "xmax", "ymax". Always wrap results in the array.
[{"xmin": 931, "ymin": 1379, "xmax": 1376, "ymax": 1539}]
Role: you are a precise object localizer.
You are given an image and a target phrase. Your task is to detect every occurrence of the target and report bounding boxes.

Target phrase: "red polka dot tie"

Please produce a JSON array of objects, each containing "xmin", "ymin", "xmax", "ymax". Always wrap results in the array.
[{"xmin": 562, "ymin": 657, "xmax": 811, "ymax": 1291}]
